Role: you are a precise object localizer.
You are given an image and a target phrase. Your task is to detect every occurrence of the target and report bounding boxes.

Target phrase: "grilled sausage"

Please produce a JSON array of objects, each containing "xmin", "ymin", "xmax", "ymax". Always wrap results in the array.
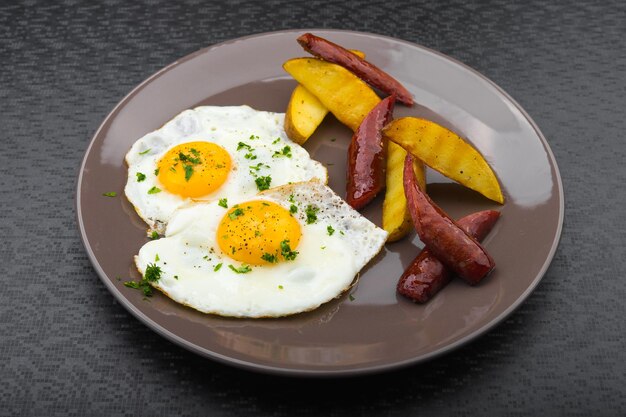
[
  {"xmin": 346, "ymin": 95, "xmax": 395, "ymax": 210},
  {"xmin": 403, "ymin": 154, "xmax": 495, "ymax": 284},
  {"xmin": 398, "ymin": 210, "xmax": 500, "ymax": 302},
  {"xmin": 297, "ymin": 33, "xmax": 414, "ymax": 106}
]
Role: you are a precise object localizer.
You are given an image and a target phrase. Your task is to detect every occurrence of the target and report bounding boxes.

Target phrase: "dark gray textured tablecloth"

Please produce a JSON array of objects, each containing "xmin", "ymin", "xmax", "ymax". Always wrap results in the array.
[{"xmin": 2, "ymin": 0, "xmax": 624, "ymax": 415}]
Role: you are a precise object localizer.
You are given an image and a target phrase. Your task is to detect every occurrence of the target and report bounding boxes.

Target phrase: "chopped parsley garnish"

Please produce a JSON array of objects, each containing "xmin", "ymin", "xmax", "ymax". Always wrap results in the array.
[
  {"xmin": 123, "ymin": 263, "xmax": 162, "ymax": 297},
  {"xmin": 244, "ymin": 152, "xmax": 257, "ymax": 160},
  {"xmin": 249, "ymin": 134, "xmax": 260, "ymax": 140},
  {"xmin": 339, "ymin": 230, "xmax": 345, "ymax": 236},
  {"xmin": 261, "ymin": 253, "xmax": 278, "ymax": 263},
  {"xmin": 155, "ymin": 254, "xmax": 160, "ymax": 262},
  {"xmin": 184, "ymin": 164, "xmax": 194, "ymax": 181},
  {"xmin": 218, "ymin": 198, "xmax": 228, "ymax": 208},
  {"xmin": 280, "ymin": 240, "xmax": 298, "ymax": 261},
  {"xmin": 175, "ymin": 150, "xmax": 202, "ymax": 181},
  {"xmin": 178, "ymin": 151, "xmax": 201, "ymax": 165},
  {"xmin": 123, "ymin": 280, "xmax": 152, "ymax": 297},
  {"xmin": 214, "ymin": 263, "xmax": 223, "ymax": 272},
  {"xmin": 237, "ymin": 142, "xmax": 253, "ymax": 151},
  {"xmin": 136, "ymin": 172, "xmax": 146, "ymax": 182},
  {"xmin": 148, "ymin": 186, "xmax": 161, "ymax": 194},
  {"xmin": 305, "ymin": 205, "xmax": 319, "ymax": 224},
  {"xmin": 102, "ymin": 192, "xmax": 117, "ymax": 197},
  {"xmin": 228, "ymin": 264, "xmax": 252, "ymax": 274},
  {"xmin": 139, "ymin": 148, "xmax": 151, "ymax": 155},
  {"xmin": 289, "ymin": 204, "xmax": 297, "ymax": 214},
  {"xmin": 254, "ymin": 230, "xmax": 261, "ymax": 237},
  {"xmin": 150, "ymin": 231, "xmax": 159, "ymax": 240},
  {"xmin": 154, "ymin": 168, "xmax": 160, "ymax": 176},
  {"xmin": 327, "ymin": 225, "xmax": 335, "ymax": 236},
  {"xmin": 228, "ymin": 207, "xmax": 244, "ymax": 220},
  {"xmin": 288, "ymin": 194, "xmax": 295, "ymax": 203},
  {"xmin": 255, "ymin": 176, "xmax": 272, "ymax": 191},
  {"xmin": 272, "ymin": 145, "xmax": 292, "ymax": 158},
  {"xmin": 278, "ymin": 285, "xmax": 284, "ymax": 290},
  {"xmin": 249, "ymin": 162, "xmax": 270, "ymax": 172},
  {"xmin": 349, "ymin": 294, "xmax": 355, "ymax": 301},
  {"xmin": 272, "ymin": 137, "xmax": 281, "ymax": 144}
]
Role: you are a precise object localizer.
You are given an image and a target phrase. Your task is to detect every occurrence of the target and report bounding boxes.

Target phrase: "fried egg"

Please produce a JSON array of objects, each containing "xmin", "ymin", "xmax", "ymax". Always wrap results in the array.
[
  {"xmin": 134, "ymin": 181, "xmax": 388, "ymax": 318},
  {"xmin": 124, "ymin": 106, "xmax": 328, "ymax": 232}
]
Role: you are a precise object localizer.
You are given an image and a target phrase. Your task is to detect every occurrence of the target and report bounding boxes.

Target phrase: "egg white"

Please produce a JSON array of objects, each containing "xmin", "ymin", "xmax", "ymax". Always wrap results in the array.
[
  {"xmin": 124, "ymin": 105, "xmax": 328, "ymax": 232},
  {"xmin": 134, "ymin": 180, "xmax": 388, "ymax": 318}
]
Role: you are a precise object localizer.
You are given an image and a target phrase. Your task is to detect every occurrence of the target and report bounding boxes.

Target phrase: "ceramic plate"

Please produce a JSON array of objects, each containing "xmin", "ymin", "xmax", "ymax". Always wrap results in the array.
[{"xmin": 77, "ymin": 29, "xmax": 563, "ymax": 376}]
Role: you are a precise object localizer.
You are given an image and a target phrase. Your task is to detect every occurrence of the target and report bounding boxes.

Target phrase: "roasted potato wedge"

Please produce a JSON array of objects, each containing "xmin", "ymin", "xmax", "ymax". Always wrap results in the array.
[
  {"xmin": 383, "ymin": 141, "xmax": 426, "ymax": 242},
  {"xmin": 284, "ymin": 51, "xmax": 365, "ymax": 144},
  {"xmin": 284, "ymin": 85, "xmax": 329, "ymax": 144},
  {"xmin": 283, "ymin": 57, "xmax": 380, "ymax": 132},
  {"xmin": 383, "ymin": 117, "xmax": 504, "ymax": 204}
]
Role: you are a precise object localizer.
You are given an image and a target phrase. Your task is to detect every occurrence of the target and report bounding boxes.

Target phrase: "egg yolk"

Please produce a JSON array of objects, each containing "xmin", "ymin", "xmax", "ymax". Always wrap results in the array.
[
  {"xmin": 217, "ymin": 201, "xmax": 301, "ymax": 266},
  {"xmin": 157, "ymin": 141, "xmax": 231, "ymax": 198}
]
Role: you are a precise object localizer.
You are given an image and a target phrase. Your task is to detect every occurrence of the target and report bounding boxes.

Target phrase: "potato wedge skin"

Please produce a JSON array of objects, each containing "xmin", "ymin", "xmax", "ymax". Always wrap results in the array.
[
  {"xmin": 284, "ymin": 85, "xmax": 329, "ymax": 144},
  {"xmin": 283, "ymin": 57, "xmax": 381, "ymax": 132},
  {"xmin": 283, "ymin": 50, "xmax": 366, "ymax": 144},
  {"xmin": 383, "ymin": 141, "xmax": 426, "ymax": 242},
  {"xmin": 383, "ymin": 117, "xmax": 504, "ymax": 204}
]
